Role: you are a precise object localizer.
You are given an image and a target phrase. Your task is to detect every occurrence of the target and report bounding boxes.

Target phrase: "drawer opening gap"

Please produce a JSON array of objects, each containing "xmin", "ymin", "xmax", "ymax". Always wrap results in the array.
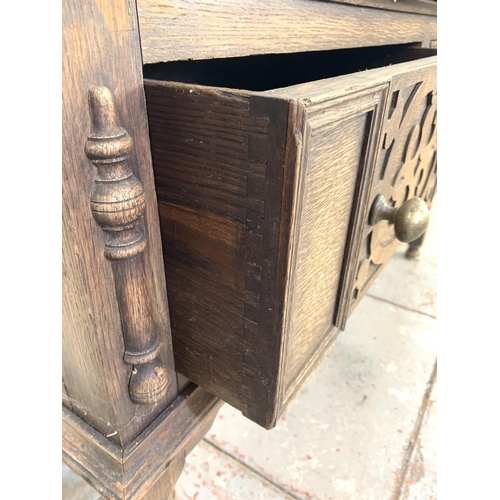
[{"xmin": 143, "ymin": 44, "xmax": 436, "ymax": 92}]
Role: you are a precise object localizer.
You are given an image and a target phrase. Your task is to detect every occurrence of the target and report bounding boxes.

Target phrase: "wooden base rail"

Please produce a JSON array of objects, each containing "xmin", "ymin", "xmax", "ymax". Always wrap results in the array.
[{"xmin": 62, "ymin": 385, "xmax": 223, "ymax": 500}]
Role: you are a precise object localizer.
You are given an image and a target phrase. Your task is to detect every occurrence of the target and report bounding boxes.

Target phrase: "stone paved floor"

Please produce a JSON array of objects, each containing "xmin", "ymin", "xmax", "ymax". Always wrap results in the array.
[{"xmin": 63, "ymin": 201, "xmax": 437, "ymax": 500}]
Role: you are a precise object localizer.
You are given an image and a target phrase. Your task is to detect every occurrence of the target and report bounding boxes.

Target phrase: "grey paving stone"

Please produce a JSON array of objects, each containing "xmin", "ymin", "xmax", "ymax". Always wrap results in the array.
[
  {"xmin": 62, "ymin": 463, "xmax": 101, "ymax": 500},
  {"xmin": 400, "ymin": 383, "xmax": 437, "ymax": 500},
  {"xmin": 205, "ymin": 296, "xmax": 437, "ymax": 500},
  {"xmin": 176, "ymin": 440, "xmax": 292, "ymax": 500}
]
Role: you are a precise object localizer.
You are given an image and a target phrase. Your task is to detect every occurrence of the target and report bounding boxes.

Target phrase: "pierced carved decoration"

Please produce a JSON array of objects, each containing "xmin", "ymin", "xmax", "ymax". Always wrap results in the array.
[
  {"xmin": 84, "ymin": 86, "xmax": 168, "ymax": 405},
  {"xmin": 351, "ymin": 71, "xmax": 437, "ymax": 308}
]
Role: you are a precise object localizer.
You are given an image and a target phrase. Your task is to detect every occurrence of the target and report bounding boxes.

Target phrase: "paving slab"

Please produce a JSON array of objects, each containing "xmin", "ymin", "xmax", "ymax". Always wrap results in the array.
[
  {"xmin": 176, "ymin": 439, "xmax": 292, "ymax": 500},
  {"xmin": 205, "ymin": 296, "xmax": 437, "ymax": 500},
  {"xmin": 61, "ymin": 443, "xmax": 293, "ymax": 500},
  {"xmin": 62, "ymin": 463, "xmax": 101, "ymax": 500},
  {"xmin": 399, "ymin": 383, "xmax": 437, "ymax": 500}
]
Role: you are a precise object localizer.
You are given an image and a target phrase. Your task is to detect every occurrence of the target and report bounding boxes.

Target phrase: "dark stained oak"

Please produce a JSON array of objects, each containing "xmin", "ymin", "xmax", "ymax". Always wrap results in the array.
[
  {"xmin": 140, "ymin": 456, "xmax": 184, "ymax": 500},
  {"xmin": 144, "ymin": 53, "xmax": 437, "ymax": 428},
  {"xmin": 63, "ymin": 2, "xmax": 224, "ymax": 499},
  {"xmin": 278, "ymin": 86, "xmax": 388, "ymax": 413},
  {"xmin": 145, "ymin": 83, "xmax": 290, "ymax": 427}
]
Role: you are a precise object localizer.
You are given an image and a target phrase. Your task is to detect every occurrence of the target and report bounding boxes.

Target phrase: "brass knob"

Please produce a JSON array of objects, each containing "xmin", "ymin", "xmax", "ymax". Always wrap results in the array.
[{"xmin": 369, "ymin": 194, "xmax": 429, "ymax": 243}]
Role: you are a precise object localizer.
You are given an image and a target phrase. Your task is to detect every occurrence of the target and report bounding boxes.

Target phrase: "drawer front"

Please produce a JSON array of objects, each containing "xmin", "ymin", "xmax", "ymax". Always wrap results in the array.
[
  {"xmin": 278, "ymin": 86, "xmax": 388, "ymax": 412},
  {"xmin": 334, "ymin": 62, "xmax": 437, "ymax": 328},
  {"xmin": 145, "ymin": 53, "xmax": 436, "ymax": 429}
]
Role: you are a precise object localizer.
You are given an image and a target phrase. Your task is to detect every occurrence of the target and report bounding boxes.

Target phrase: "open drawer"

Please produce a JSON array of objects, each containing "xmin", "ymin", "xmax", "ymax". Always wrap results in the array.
[{"xmin": 143, "ymin": 45, "xmax": 437, "ymax": 428}]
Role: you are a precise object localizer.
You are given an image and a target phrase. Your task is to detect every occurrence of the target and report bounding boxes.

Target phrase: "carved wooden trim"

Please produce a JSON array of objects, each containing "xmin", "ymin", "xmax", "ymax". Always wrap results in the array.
[
  {"xmin": 326, "ymin": 84, "xmax": 389, "ymax": 331},
  {"xmin": 354, "ymin": 76, "xmax": 437, "ymax": 293},
  {"xmin": 84, "ymin": 86, "xmax": 168, "ymax": 404},
  {"xmin": 334, "ymin": 62, "xmax": 437, "ymax": 326}
]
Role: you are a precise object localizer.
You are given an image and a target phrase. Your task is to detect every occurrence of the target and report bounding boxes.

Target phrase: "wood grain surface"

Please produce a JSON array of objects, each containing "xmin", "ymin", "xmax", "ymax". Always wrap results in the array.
[
  {"xmin": 137, "ymin": 0, "xmax": 437, "ymax": 63},
  {"xmin": 280, "ymin": 85, "xmax": 388, "ymax": 411},
  {"xmin": 62, "ymin": 0, "xmax": 177, "ymax": 447},
  {"xmin": 140, "ymin": 456, "xmax": 184, "ymax": 500},
  {"xmin": 62, "ymin": 384, "xmax": 223, "ymax": 500},
  {"xmin": 83, "ymin": 86, "xmax": 170, "ymax": 405},
  {"xmin": 145, "ymin": 52, "xmax": 436, "ymax": 428},
  {"xmin": 145, "ymin": 80, "xmax": 290, "ymax": 427},
  {"xmin": 343, "ymin": 60, "xmax": 437, "ymax": 315},
  {"xmin": 265, "ymin": 56, "xmax": 437, "ymax": 330},
  {"xmin": 323, "ymin": 0, "xmax": 437, "ymax": 15}
]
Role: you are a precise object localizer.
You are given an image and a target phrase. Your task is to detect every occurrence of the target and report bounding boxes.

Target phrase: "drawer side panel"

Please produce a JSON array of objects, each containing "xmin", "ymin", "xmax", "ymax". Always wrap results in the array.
[{"xmin": 145, "ymin": 82, "xmax": 289, "ymax": 427}]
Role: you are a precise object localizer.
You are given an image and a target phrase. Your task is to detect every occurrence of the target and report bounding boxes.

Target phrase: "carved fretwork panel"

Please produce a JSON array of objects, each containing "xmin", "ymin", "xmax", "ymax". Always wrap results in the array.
[
  {"xmin": 350, "ymin": 65, "xmax": 437, "ymax": 311},
  {"xmin": 333, "ymin": 62, "xmax": 437, "ymax": 329}
]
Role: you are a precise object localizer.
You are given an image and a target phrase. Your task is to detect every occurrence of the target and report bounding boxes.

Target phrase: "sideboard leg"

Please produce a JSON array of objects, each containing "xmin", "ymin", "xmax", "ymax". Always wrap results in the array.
[
  {"xmin": 405, "ymin": 231, "xmax": 426, "ymax": 260},
  {"xmin": 140, "ymin": 455, "xmax": 185, "ymax": 500}
]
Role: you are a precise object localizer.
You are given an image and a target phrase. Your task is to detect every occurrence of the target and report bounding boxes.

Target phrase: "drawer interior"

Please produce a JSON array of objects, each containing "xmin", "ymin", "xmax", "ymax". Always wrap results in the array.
[{"xmin": 143, "ymin": 44, "xmax": 436, "ymax": 91}]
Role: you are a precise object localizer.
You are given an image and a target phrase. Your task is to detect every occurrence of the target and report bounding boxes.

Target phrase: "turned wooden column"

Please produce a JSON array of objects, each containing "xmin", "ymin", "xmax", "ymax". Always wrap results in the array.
[{"xmin": 84, "ymin": 86, "xmax": 168, "ymax": 404}]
